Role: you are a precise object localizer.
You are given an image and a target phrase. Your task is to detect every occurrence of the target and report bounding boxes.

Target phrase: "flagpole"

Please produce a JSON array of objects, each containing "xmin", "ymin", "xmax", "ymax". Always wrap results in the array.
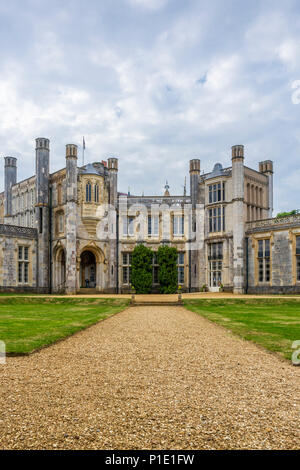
[{"xmin": 82, "ymin": 137, "xmax": 85, "ymax": 166}]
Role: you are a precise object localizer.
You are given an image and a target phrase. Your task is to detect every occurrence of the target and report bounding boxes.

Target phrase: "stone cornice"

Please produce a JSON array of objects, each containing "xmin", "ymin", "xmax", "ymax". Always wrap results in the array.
[{"xmin": 0, "ymin": 224, "xmax": 38, "ymax": 239}]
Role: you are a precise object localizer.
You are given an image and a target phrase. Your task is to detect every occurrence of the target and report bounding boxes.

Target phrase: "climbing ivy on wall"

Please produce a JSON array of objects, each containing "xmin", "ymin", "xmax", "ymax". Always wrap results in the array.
[
  {"xmin": 131, "ymin": 244, "xmax": 153, "ymax": 294},
  {"xmin": 157, "ymin": 246, "xmax": 178, "ymax": 294}
]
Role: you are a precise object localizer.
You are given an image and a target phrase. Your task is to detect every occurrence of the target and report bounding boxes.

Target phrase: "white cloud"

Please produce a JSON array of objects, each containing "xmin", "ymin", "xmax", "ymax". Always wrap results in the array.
[
  {"xmin": 127, "ymin": 0, "xmax": 169, "ymax": 11},
  {"xmin": 0, "ymin": 0, "xmax": 299, "ymax": 212}
]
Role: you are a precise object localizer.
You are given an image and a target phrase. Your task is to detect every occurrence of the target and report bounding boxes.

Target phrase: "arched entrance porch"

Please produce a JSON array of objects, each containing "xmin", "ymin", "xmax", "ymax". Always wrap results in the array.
[{"xmin": 80, "ymin": 250, "xmax": 97, "ymax": 288}]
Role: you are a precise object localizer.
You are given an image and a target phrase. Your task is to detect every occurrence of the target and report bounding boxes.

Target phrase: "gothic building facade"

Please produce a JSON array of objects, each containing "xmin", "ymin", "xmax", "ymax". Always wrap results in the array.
[{"xmin": 0, "ymin": 137, "xmax": 300, "ymax": 294}]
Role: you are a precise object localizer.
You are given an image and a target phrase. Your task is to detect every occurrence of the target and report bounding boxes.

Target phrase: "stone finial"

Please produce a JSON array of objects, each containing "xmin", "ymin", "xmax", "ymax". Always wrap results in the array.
[
  {"xmin": 164, "ymin": 180, "xmax": 170, "ymax": 196},
  {"xmin": 66, "ymin": 144, "xmax": 78, "ymax": 158}
]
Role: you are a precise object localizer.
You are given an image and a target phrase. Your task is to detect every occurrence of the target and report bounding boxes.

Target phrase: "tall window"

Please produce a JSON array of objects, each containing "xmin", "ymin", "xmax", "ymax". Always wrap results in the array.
[
  {"xmin": 57, "ymin": 212, "xmax": 64, "ymax": 233},
  {"xmin": 208, "ymin": 243, "xmax": 223, "ymax": 287},
  {"xmin": 148, "ymin": 215, "xmax": 159, "ymax": 236},
  {"xmin": 153, "ymin": 253, "xmax": 159, "ymax": 285},
  {"xmin": 86, "ymin": 182, "xmax": 92, "ymax": 202},
  {"xmin": 173, "ymin": 215, "xmax": 184, "ymax": 236},
  {"xmin": 177, "ymin": 252, "xmax": 185, "ymax": 285},
  {"xmin": 57, "ymin": 184, "xmax": 62, "ymax": 205},
  {"xmin": 18, "ymin": 246, "xmax": 29, "ymax": 284},
  {"xmin": 94, "ymin": 184, "xmax": 99, "ymax": 203},
  {"xmin": 208, "ymin": 207, "xmax": 225, "ymax": 232},
  {"xmin": 122, "ymin": 253, "xmax": 132, "ymax": 284},
  {"xmin": 209, "ymin": 182, "xmax": 225, "ymax": 203},
  {"xmin": 123, "ymin": 216, "xmax": 134, "ymax": 236},
  {"xmin": 257, "ymin": 239, "xmax": 270, "ymax": 283},
  {"xmin": 296, "ymin": 236, "xmax": 300, "ymax": 281}
]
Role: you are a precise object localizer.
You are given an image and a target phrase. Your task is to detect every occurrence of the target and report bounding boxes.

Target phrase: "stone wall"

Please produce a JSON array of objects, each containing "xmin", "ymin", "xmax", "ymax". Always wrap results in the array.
[{"xmin": 0, "ymin": 224, "xmax": 38, "ymax": 292}]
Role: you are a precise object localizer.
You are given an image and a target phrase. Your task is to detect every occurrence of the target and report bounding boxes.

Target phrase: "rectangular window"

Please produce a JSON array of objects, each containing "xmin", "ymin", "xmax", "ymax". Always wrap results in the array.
[
  {"xmin": 296, "ymin": 236, "xmax": 300, "ymax": 281},
  {"xmin": 173, "ymin": 215, "xmax": 184, "ymax": 236},
  {"xmin": 122, "ymin": 216, "xmax": 134, "ymax": 236},
  {"xmin": 208, "ymin": 206, "xmax": 225, "ymax": 233},
  {"xmin": 257, "ymin": 239, "xmax": 270, "ymax": 283},
  {"xmin": 148, "ymin": 215, "xmax": 159, "ymax": 236},
  {"xmin": 18, "ymin": 246, "xmax": 30, "ymax": 284},
  {"xmin": 208, "ymin": 182, "xmax": 225, "ymax": 204},
  {"xmin": 177, "ymin": 253, "xmax": 185, "ymax": 285},
  {"xmin": 208, "ymin": 243, "xmax": 223, "ymax": 287},
  {"xmin": 122, "ymin": 253, "xmax": 132, "ymax": 285}
]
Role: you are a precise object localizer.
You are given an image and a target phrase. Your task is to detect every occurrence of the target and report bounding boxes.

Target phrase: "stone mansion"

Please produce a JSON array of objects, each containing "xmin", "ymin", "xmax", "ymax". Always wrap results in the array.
[{"xmin": 0, "ymin": 137, "xmax": 300, "ymax": 294}]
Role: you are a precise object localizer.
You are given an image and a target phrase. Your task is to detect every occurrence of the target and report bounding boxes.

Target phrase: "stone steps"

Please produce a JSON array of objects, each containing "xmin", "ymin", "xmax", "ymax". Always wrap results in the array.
[{"xmin": 77, "ymin": 288, "xmax": 99, "ymax": 295}]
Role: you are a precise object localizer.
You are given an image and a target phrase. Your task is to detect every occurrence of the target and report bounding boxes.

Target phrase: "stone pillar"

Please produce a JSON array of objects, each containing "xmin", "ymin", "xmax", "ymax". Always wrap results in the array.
[
  {"xmin": 108, "ymin": 157, "xmax": 118, "ymax": 292},
  {"xmin": 4, "ymin": 156, "xmax": 17, "ymax": 223},
  {"xmin": 35, "ymin": 138, "xmax": 50, "ymax": 292},
  {"xmin": 232, "ymin": 145, "xmax": 245, "ymax": 294},
  {"xmin": 189, "ymin": 159, "xmax": 200, "ymax": 291},
  {"xmin": 259, "ymin": 160, "xmax": 274, "ymax": 218},
  {"xmin": 65, "ymin": 144, "xmax": 78, "ymax": 295}
]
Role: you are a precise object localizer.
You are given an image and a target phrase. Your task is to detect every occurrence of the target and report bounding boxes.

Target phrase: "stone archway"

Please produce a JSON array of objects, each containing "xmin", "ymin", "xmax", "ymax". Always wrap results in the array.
[
  {"xmin": 77, "ymin": 244, "xmax": 105, "ymax": 292},
  {"xmin": 80, "ymin": 250, "xmax": 97, "ymax": 288}
]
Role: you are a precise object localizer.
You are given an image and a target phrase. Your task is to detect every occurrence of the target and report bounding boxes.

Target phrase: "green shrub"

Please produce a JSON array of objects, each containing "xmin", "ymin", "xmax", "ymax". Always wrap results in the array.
[
  {"xmin": 131, "ymin": 245, "xmax": 153, "ymax": 294},
  {"xmin": 157, "ymin": 246, "xmax": 178, "ymax": 294}
]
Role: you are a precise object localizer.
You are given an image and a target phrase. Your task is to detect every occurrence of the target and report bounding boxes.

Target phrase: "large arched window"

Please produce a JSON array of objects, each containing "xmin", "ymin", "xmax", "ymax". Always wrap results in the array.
[
  {"xmin": 94, "ymin": 183, "xmax": 99, "ymax": 203},
  {"xmin": 86, "ymin": 182, "xmax": 92, "ymax": 202}
]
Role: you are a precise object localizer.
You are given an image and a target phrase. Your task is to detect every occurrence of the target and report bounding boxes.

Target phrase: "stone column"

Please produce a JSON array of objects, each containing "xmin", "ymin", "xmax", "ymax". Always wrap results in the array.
[
  {"xmin": 35, "ymin": 138, "xmax": 50, "ymax": 292},
  {"xmin": 259, "ymin": 160, "xmax": 274, "ymax": 218},
  {"xmin": 4, "ymin": 157, "xmax": 17, "ymax": 223},
  {"xmin": 65, "ymin": 144, "xmax": 78, "ymax": 295},
  {"xmin": 232, "ymin": 145, "xmax": 245, "ymax": 294},
  {"xmin": 108, "ymin": 157, "xmax": 118, "ymax": 293},
  {"xmin": 189, "ymin": 159, "xmax": 200, "ymax": 291}
]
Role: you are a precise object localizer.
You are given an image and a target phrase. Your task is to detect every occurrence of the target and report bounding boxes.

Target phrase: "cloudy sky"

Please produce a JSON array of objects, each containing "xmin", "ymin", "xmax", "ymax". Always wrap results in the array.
[{"xmin": 0, "ymin": 0, "xmax": 300, "ymax": 213}]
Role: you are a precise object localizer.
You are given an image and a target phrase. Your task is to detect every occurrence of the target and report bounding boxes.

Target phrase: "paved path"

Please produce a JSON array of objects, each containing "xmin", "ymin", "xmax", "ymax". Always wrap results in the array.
[
  {"xmin": 3, "ymin": 292, "xmax": 300, "ymax": 301},
  {"xmin": 0, "ymin": 306, "xmax": 299, "ymax": 449}
]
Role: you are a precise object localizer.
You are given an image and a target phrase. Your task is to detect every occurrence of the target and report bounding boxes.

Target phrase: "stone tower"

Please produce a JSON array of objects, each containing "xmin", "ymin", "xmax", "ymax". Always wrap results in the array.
[
  {"xmin": 4, "ymin": 156, "xmax": 17, "ymax": 222},
  {"xmin": 259, "ymin": 160, "xmax": 274, "ymax": 218},
  {"xmin": 108, "ymin": 157, "xmax": 118, "ymax": 292},
  {"xmin": 35, "ymin": 138, "xmax": 50, "ymax": 292},
  {"xmin": 65, "ymin": 144, "xmax": 78, "ymax": 295},
  {"xmin": 231, "ymin": 145, "xmax": 245, "ymax": 294},
  {"xmin": 189, "ymin": 159, "xmax": 201, "ymax": 291}
]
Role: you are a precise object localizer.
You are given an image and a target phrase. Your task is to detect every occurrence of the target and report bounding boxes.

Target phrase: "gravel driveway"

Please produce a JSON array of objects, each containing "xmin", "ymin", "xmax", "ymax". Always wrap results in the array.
[{"xmin": 0, "ymin": 305, "xmax": 299, "ymax": 450}]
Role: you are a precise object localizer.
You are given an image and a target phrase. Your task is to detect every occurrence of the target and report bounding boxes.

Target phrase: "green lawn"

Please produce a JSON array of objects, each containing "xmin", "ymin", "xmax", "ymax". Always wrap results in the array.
[
  {"xmin": 0, "ymin": 297, "xmax": 129, "ymax": 355},
  {"xmin": 184, "ymin": 299, "xmax": 300, "ymax": 361}
]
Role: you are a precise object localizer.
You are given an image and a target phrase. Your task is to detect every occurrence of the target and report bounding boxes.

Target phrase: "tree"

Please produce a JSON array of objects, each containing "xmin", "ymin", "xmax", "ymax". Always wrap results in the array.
[
  {"xmin": 276, "ymin": 210, "xmax": 299, "ymax": 218},
  {"xmin": 157, "ymin": 245, "xmax": 178, "ymax": 294},
  {"xmin": 131, "ymin": 244, "xmax": 153, "ymax": 294}
]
